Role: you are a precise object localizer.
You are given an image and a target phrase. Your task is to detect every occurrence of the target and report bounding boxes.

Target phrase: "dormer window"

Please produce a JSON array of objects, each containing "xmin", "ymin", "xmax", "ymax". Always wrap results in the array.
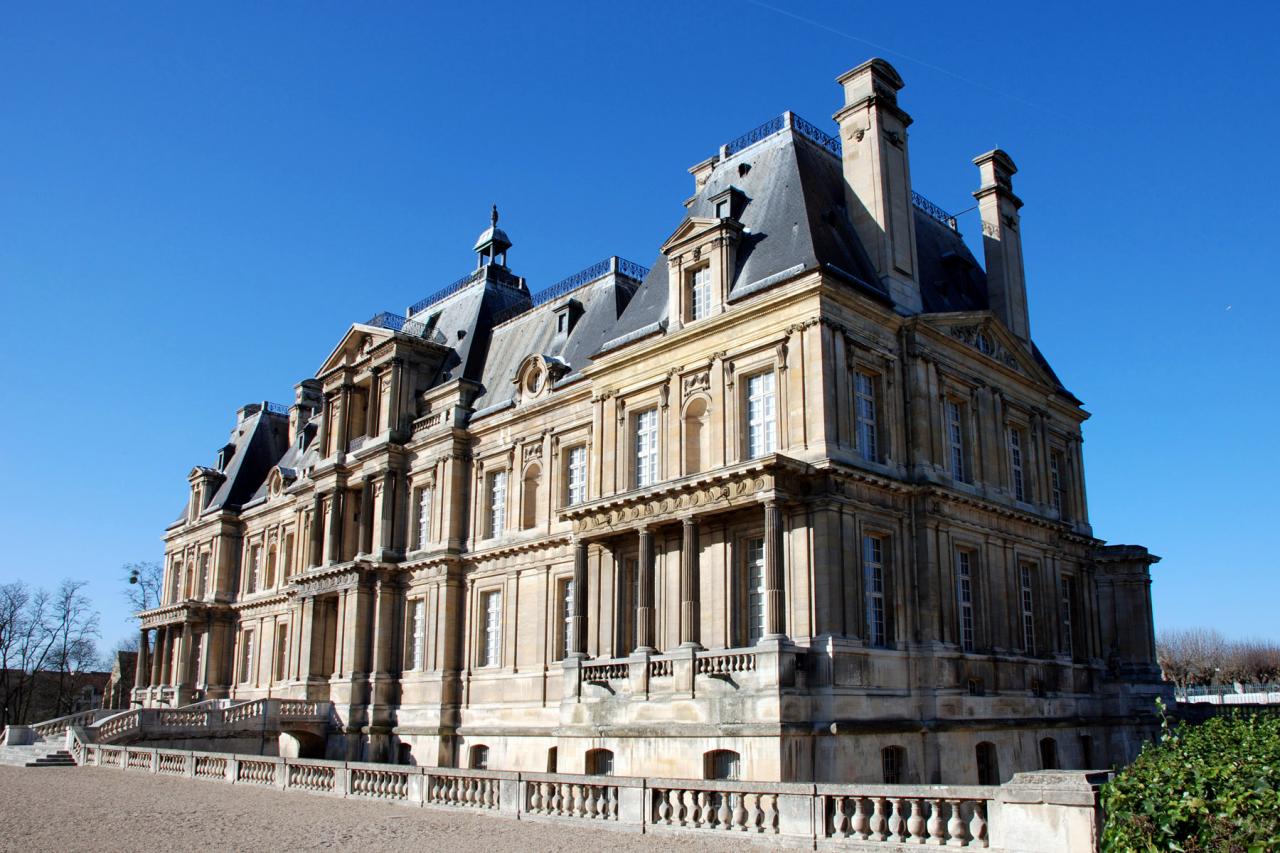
[
  {"xmin": 688, "ymin": 267, "xmax": 711, "ymax": 322},
  {"xmin": 557, "ymin": 311, "xmax": 568, "ymax": 333}
]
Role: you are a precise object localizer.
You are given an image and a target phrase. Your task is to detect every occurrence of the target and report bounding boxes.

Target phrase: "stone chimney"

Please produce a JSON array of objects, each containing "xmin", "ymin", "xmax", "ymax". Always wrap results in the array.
[
  {"xmin": 290, "ymin": 378, "xmax": 323, "ymax": 446},
  {"xmin": 973, "ymin": 149, "xmax": 1030, "ymax": 342},
  {"xmin": 833, "ymin": 58, "xmax": 921, "ymax": 313}
]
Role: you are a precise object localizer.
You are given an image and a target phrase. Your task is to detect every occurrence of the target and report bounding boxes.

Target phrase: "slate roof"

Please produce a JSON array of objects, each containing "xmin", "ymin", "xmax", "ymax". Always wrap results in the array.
[{"xmin": 174, "ymin": 111, "xmax": 1076, "ymax": 520}]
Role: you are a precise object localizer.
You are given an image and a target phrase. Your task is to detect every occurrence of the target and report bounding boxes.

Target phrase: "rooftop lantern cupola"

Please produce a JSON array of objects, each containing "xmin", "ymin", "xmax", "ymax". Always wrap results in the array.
[{"xmin": 473, "ymin": 204, "xmax": 512, "ymax": 270}]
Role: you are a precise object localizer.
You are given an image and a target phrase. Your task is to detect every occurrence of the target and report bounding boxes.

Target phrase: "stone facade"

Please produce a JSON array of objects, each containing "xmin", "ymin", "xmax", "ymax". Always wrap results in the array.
[{"xmin": 136, "ymin": 58, "xmax": 1169, "ymax": 784}]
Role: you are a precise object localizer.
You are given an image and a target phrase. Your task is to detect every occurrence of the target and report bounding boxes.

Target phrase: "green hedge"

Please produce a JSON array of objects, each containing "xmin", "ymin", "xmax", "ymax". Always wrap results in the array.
[{"xmin": 1101, "ymin": 703, "xmax": 1280, "ymax": 852}]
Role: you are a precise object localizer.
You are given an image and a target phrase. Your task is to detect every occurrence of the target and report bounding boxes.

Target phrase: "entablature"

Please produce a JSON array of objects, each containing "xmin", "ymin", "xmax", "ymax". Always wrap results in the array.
[
  {"xmin": 139, "ymin": 599, "xmax": 229, "ymax": 629},
  {"xmin": 563, "ymin": 454, "xmax": 813, "ymax": 538}
]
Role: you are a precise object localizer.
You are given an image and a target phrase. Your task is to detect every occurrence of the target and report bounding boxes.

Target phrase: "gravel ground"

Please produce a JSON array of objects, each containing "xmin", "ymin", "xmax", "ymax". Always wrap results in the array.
[{"xmin": 0, "ymin": 765, "xmax": 747, "ymax": 852}]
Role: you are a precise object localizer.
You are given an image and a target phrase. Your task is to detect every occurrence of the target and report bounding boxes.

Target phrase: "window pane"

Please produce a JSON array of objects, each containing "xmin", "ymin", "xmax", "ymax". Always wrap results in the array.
[
  {"xmin": 863, "ymin": 535, "xmax": 886, "ymax": 647},
  {"xmin": 746, "ymin": 537, "xmax": 766, "ymax": 643},
  {"xmin": 635, "ymin": 409, "xmax": 658, "ymax": 487},
  {"xmin": 747, "ymin": 372, "xmax": 777, "ymax": 459},
  {"xmin": 567, "ymin": 446, "xmax": 587, "ymax": 506},
  {"xmin": 855, "ymin": 372, "xmax": 878, "ymax": 462}
]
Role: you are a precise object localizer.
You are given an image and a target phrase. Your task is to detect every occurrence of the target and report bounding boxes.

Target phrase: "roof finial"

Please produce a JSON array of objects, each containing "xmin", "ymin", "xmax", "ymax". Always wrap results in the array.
[{"xmin": 491, "ymin": 203, "xmax": 499, "ymax": 227}]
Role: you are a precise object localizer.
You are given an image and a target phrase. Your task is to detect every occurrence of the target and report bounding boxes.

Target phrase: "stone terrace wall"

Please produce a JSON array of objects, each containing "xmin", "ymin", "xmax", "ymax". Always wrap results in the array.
[{"xmin": 67, "ymin": 730, "xmax": 1106, "ymax": 853}]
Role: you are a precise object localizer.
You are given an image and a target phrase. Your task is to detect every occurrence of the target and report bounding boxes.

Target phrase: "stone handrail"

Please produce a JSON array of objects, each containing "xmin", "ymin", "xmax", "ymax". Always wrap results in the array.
[
  {"xmin": 29, "ymin": 708, "xmax": 111, "ymax": 740},
  {"xmin": 69, "ymin": 742, "xmax": 1110, "ymax": 852},
  {"xmin": 92, "ymin": 699, "xmax": 332, "ymax": 745}
]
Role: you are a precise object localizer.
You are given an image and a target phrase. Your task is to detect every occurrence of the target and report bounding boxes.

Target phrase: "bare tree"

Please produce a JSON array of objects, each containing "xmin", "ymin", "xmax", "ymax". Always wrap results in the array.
[
  {"xmin": 1159, "ymin": 629, "xmax": 1280, "ymax": 688},
  {"xmin": 123, "ymin": 560, "xmax": 164, "ymax": 614},
  {"xmin": 46, "ymin": 580, "xmax": 102, "ymax": 717},
  {"xmin": 0, "ymin": 579, "xmax": 102, "ymax": 724}
]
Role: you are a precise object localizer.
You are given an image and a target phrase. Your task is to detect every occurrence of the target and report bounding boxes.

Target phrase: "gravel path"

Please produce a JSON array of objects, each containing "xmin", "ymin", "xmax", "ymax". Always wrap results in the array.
[{"xmin": 0, "ymin": 765, "xmax": 746, "ymax": 852}]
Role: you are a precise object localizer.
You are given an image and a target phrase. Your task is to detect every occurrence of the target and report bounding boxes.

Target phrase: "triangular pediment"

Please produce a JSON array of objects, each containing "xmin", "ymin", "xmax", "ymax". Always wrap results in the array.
[
  {"xmin": 660, "ymin": 217, "xmax": 721, "ymax": 254},
  {"xmin": 925, "ymin": 313, "xmax": 1055, "ymax": 387},
  {"xmin": 316, "ymin": 325, "xmax": 395, "ymax": 376}
]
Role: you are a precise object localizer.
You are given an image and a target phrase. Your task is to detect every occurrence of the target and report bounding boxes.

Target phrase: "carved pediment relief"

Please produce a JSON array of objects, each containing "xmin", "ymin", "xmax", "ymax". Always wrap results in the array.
[
  {"xmin": 948, "ymin": 323, "xmax": 1021, "ymax": 371},
  {"xmin": 316, "ymin": 325, "xmax": 395, "ymax": 377},
  {"xmin": 660, "ymin": 216, "xmax": 721, "ymax": 255}
]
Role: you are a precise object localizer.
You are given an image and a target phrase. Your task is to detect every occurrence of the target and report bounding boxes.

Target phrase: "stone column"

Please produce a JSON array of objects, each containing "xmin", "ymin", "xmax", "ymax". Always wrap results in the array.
[
  {"xmin": 326, "ymin": 490, "xmax": 344, "ymax": 564},
  {"xmin": 159, "ymin": 626, "xmax": 173, "ymax": 687},
  {"xmin": 150, "ymin": 626, "xmax": 166, "ymax": 686},
  {"xmin": 358, "ymin": 477, "xmax": 374, "ymax": 556},
  {"xmin": 763, "ymin": 501, "xmax": 786, "ymax": 639},
  {"xmin": 378, "ymin": 471, "xmax": 397, "ymax": 552},
  {"xmin": 134, "ymin": 628, "xmax": 150, "ymax": 690},
  {"xmin": 679, "ymin": 518, "xmax": 701, "ymax": 648},
  {"xmin": 310, "ymin": 494, "xmax": 323, "ymax": 568},
  {"xmin": 635, "ymin": 528, "xmax": 655, "ymax": 653},
  {"xmin": 568, "ymin": 538, "xmax": 588, "ymax": 658}
]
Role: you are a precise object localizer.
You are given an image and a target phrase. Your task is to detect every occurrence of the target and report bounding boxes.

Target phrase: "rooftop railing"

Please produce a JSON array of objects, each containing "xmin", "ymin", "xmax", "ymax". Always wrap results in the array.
[{"xmin": 720, "ymin": 111, "xmax": 958, "ymax": 231}]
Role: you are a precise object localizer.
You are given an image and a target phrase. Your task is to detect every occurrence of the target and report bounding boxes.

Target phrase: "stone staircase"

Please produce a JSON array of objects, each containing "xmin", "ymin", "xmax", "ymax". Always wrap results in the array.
[{"xmin": 0, "ymin": 743, "xmax": 77, "ymax": 768}]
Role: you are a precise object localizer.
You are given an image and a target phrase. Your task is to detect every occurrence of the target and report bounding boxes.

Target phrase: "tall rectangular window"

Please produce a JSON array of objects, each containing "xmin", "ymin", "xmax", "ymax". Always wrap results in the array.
[
  {"xmin": 273, "ymin": 623, "xmax": 288, "ymax": 682},
  {"xmin": 746, "ymin": 372, "xmax": 777, "ymax": 459},
  {"xmin": 417, "ymin": 486, "xmax": 432, "ymax": 547},
  {"xmin": 1019, "ymin": 564, "xmax": 1036, "ymax": 654},
  {"xmin": 634, "ymin": 409, "xmax": 658, "ymax": 488},
  {"xmin": 239, "ymin": 631, "xmax": 254, "ymax": 684},
  {"xmin": 557, "ymin": 578, "xmax": 575, "ymax": 660},
  {"xmin": 854, "ymin": 372, "xmax": 878, "ymax": 462},
  {"xmin": 410, "ymin": 599, "xmax": 426, "ymax": 671},
  {"xmin": 946, "ymin": 400, "xmax": 967, "ymax": 482},
  {"xmin": 689, "ymin": 266, "xmax": 711, "ymax": 321},
  {"xmin": 566, "ymin": 445, "xmax": 587, "ymax": 506},
  {"xmin": 480, "ymin": 590, "xmax": 502, "ymax": 668},
  {"xmin": 1060, "ymin": 574, "xmax": 1074, "ymax": 656},
  {"xmin": 956, "ymin": 550, "xmax": 975, "ymax": 653},
  {"xmin": 745, "ymin": 537, "xmax": 766, "ymax": 644},
  {"xmin": 1049, "ymin": 451, "xmax": 1065, "ymax": 516},
  {"xmin": 1008, "ymin": 427, "xmax": 1027, "ymax": 502},
  {"xmin": 486, "ymin": 470, "xmax": 507, "ymax": 538},
  {"xmin": 249, "ymin": 544, "xmax": 262, "ymax": 594},
  {"xmin": 864, "ymin": 535, "xmax": 886, "ymax": 647}
]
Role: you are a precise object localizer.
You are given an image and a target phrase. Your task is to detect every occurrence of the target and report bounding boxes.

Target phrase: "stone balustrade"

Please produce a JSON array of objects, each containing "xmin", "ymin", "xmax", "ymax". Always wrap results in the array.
[
  {"xmin": 68, "ymin": 730, "xmax": 1109, "ymax": 852},
  {"xmin": 567, "ymin": 643, "xmax": 800, "ymax": 703},
  {"xmin": 91, "ymin": 698, "xmax": 331, "ymax": 745}
]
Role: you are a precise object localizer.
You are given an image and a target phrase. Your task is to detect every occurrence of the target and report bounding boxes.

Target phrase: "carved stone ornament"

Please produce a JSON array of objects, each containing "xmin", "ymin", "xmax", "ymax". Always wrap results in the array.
[
  {"xmin": 949, "ymin": 324, "xmax": 1020, "ymax": 371},
  {"xmin": 682, "ymin": 371, "xmax": 711, "ymax": 397},
  {"xmin": 524, "ymin": 441, "xmax": 543, "ymax": 462}
]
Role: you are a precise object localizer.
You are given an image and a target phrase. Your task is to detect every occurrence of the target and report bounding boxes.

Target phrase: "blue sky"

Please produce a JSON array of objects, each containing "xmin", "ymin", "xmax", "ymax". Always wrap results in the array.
[{"xmin": 2, "ymin": 2, "xmax": 1277, "ymax": 650}]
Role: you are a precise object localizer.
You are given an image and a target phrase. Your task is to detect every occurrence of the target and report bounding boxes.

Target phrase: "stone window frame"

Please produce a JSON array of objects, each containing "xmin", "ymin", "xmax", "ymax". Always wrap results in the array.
[
  {"xmin": 629, "ymin": 403, "xmax": 661, "ymax": 490},
  {"xmin": 475, "ymin": 585, "xmax": 504, "ymax": 669},
  {"xmin": 272, "ymin": 620, "xmax": 290, "ymax": 683},
  {"xmin": 404, "ymin": 595, "xmax": 428, "ymax": 672},
  {"xmin": 1017, "ymin": 559, "xmax": 1038, "ymax": 656},
  {"xmin": 410, "ymin": 475, "xmax": 436, "ymax": 551},
  {"xmin": 1046, "ymin": 436, "xmax": 1071, "ymax": 520},
  {"xmin": 483, "ymin": 467, "xmax": 509, "ymax": 541},
  {"xmin": 551, "ymin": 422, "xmax": 592, "ymax": 509},
  {"xmin": 726, "ymin": 522, "xmax": 767, "ymax": 649},
  {"xmin": 937, "ymin": 376, "xmax": 976, "ymax": 485},
  {"xmin": 856, "ymin": 519, "xmax": 897, "ymax": 649},
  {"xmin": 552, "ymin": 573, "xmax": 575, "ymax": 663},
  {"xmin": 953, "ymin": 543, "xmax": 980, "ymax": 653},
  {"xmin": 1005, "ymin": 414, "xmax": 1034, "ymax": 505},
  {"xmin": 238, "ymin": 628, "xmax": 255, "ymax": 686},
  {"xmin": 733, "ymin": 347, "xmax": 783, "ymax": 464},
  {"xmin": 685, "ymin": 263, "xmax": 712, "ymax": 323},
  {"xmin": 845, "ymin": 339, "xmax": 895, "ymax": 466}
]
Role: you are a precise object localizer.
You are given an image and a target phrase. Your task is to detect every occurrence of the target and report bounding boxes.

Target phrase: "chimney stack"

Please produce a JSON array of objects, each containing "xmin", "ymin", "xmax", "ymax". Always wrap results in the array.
[
  {"xmin": 833, "ymin": 58, "xmax": 921, "ymax": 313},
  {"xmin": 290, "ymin": 378, "xmax": 323, "ymax": 446},
  {"xmin": 973, "ymin": 149, "xmax": 1030, "ymax": 342}
]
